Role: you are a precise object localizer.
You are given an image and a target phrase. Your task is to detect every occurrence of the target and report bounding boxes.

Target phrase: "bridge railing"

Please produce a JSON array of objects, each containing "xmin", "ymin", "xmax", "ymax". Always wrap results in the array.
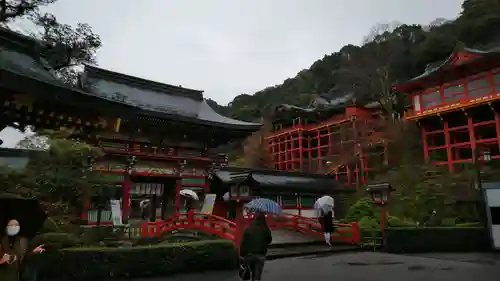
[
  {"xmin": 140, "ymin": 213, "xmax": 360, "ymax": 245},
  {"xmin": 141, "ymin": 213, "xmax": 236, "ymax": 241},
  {"xmin": 244, "ymin": 214, "xmax": 360, "ymax": 244}
]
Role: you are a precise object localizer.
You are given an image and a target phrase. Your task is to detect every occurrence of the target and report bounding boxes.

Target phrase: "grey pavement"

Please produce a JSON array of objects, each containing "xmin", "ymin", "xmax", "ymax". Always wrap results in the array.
[
  {"xmin": 131, "ymin": 252, "xmax": 500, "ymax": 281},
  {"xmin": 270, "ymin": 229, "xmax": 321, "ymax": 245}
]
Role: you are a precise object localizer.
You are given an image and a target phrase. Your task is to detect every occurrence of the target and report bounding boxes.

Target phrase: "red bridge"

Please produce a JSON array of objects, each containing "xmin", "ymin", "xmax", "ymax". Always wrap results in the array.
[{"xmin": 141, "ymin": 212, "xmax": 360, "ymax": 246}]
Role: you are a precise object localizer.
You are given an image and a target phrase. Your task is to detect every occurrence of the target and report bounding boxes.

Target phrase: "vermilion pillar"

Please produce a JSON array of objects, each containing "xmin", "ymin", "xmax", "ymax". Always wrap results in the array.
[
  {"xmin": 122, "ymin": 177, "xmax": 131, "ymax": 222},
  {"xmin": 421, "ymin": 125, "xmax": 429, "ymax": 163},
  {"xmin": 467, "ymin": 114, "xmax": 476, "ymax": 157},
  {"xmin": 235, "ymin": 204, "xmax": 244, "ymax": 252},
  {"xmin": 443, "ymin": 120, "xmax": 454, "ymax": 172},
  {"xmin": 316, "ymin": 130, "xmax": 321, "ymax": 171},
  {"xmin": 299, "ymin": 132, "xmax": 303, "ymax": 172},
  {"xmin": 495, "ymin": 110, "xmax": 500, "ymax": 150}
]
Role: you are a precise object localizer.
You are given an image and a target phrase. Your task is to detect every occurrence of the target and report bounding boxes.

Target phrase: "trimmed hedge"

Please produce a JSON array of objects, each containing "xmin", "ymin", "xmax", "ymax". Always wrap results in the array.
[
  {"xmin": 30, "ymin": 232, "xmax": 82, "ymax": 250},
  {"xmin": 384, "ymin": 227, "xmax": 490, "ymax": 253},
  {"xmin": 28, "ymin": 240, "xmax": 238, "ymax": 281}
]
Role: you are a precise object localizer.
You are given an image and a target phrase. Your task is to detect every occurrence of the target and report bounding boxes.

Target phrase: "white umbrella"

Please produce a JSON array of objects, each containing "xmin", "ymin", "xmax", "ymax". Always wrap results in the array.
[
  {"xmin": 314, "ymin": 196, "xmax": 334, "ymax": 217},
  {"xmin": 222, "ymin": 192, "xmax": 230, "ymax": 202},
  {"xmin": 180, "ymin": 189, "xmax": 199, "ymax": 200},
  {"xmin": 139, "ymin": 199, "xmax": 151, "ymax": 209}
]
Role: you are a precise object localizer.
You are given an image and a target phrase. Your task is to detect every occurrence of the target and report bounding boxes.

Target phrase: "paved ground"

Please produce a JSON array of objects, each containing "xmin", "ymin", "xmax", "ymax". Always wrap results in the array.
[
  {"xmin": 270, "ymin": 229, "xmax": 321, "ymax": 245},
  {"xmin": 133, "ymin": 252, "xmax": 500, "ymax": 281}
]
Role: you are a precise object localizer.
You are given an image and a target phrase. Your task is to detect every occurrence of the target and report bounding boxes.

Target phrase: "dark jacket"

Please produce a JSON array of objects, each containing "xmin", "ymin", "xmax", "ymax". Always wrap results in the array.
[
  {"xmin": 319, "ymin": 211, "xmax": 334, "ymax": 233},
  {"xmin": 239, "ymin": 218, "xmax": 272, "ymax": 257}
]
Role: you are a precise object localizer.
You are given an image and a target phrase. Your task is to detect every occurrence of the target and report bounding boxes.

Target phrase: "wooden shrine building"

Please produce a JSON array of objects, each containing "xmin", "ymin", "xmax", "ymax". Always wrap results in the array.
[
  {"xmin": 208, "ymin": 167, "xmax": 350, "ymax": 218},
  {"xmin": 0, "ymin": 27, "xmax": 260, "ymax": 225},
  {"xmin": 267, "ymin": 95, "xmax": 388, "ymax": 186},
  {"xmin": 394, "ymin": 46, "xmax": 500, "ymax": 172}
]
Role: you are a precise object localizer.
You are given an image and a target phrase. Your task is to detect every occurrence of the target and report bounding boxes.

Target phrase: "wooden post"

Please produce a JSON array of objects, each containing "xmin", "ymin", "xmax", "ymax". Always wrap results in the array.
[
  {"xmin": 379, "ymin": 205, "xmax": 386, "ymax": 240},
  {"xmin": 235, "ymin": 204, "xmax": 244, "ymax": 252},
  {"xmin": 443, "ymin": 119, "xmax": 454, "ymax": 172},
  {"xmin": 122, "ymin": 179, "xmax": 131, "ymax": 224},
  {"xmin": 175, "ymin": 179, "xmax": 181, "ymax": 216}
]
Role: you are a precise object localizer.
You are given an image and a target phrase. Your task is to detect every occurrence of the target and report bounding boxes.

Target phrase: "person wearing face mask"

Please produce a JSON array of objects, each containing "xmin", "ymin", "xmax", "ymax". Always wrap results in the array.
[{"xmin": 0, "ymin": 219, "xmax": 45, "ymax": 281}]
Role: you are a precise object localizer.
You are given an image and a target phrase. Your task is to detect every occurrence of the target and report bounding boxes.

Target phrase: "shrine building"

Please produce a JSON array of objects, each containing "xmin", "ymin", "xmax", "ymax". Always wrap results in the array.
[
  {"xmin": 0, "ymin": 27, "xmax": 260, "ymax": 225},
  {"xmin": 394, "ymin": 46, "xmax": 500, "ymax": 172},
  {"xmin": 266, "ymin": 95, "xmax": 388, "ymax": 186}
]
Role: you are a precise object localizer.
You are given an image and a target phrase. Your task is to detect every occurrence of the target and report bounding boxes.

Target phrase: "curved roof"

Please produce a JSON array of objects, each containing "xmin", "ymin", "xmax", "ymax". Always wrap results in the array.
[
  {"xmin": 393, "ymin": 45, "xmax": 500, "ymax": 93},
  {"xmin": 209, "ymin": 166, "xmax": 342, "ymax": 194},
  {"xmin": 271, "ymin": 93, "xmax": 378, "ymax": 120},
  {"xmin": 82, "ymin": 65, "xmax": 261, "ymax": 130},
  {"xmin": 0, "ymin": 27, "xmax": 260, "ymax": 131}
]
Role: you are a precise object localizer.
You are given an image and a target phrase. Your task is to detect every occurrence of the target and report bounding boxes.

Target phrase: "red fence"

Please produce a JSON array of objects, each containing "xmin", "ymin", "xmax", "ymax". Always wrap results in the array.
[
  {"xmin": 141, "ymin": 213, "xmax": 236, "ymax": 240},
  {"xmin": 244, "ymin": 214, "xmax": 360, "ymax": 244},
  {"xmin": 141, "ymin": 213, "xmax": 360, "ymax": 245}
]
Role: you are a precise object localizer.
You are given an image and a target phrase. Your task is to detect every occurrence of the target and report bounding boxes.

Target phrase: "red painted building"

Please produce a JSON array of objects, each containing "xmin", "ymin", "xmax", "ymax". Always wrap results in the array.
[
  {"xmin": 267, "ymin": 95, "xmax": 388, "ymax": 186},
  {"xmin": 0, "ymin": 27, "xmax": 260, "ymax": 226},
  {"xmin": 394, "ymin": 46, "xmax": 500, "ymax": 171}
]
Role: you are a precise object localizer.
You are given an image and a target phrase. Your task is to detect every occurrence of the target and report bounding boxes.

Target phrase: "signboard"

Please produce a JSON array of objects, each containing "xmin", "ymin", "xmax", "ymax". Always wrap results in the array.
[
  {"xmin": 201, "ymin": 194, "xmax": 217, "ymax": 215},
  {"xmin": 483, "ymin": 182, "xmax": 500, "ymax": 250},
  {"xmin": 131, "ymin": 182, "xmax": 164, "ymax": 195},
  {"xmin": 133, "ymin": 167, "xmax": 177, "ymax": 175},
  {"xmin": 109, "ymin": 199, "xmax": 123, "ymax": 226},
  {"xmin": 134, "ymin": 161, "xmax": 178, "ymax": 175}
]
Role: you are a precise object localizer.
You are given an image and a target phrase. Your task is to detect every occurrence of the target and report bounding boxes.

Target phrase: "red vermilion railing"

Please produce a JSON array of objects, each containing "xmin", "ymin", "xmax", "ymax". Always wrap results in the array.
[
  {"xmin": 141, "ymin": 213, "xmax": 236, "ymax": 241},
  {"xmin": 244, "ymin": 214, "xmax": 360, "ymax": 244},
  {"xmin": 140, "ymin": 213, "xmax": 360, "ymax": 245}
]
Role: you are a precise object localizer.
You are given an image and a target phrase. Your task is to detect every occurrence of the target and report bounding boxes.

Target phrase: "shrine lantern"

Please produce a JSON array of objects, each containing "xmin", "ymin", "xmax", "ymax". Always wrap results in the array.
[
  {"xmin": 229, "ymin": 183, "xmax": 252, "ymax": 203},
  {"xmin": 365, "ymin": 183, "xmax": 393, "ymax": 205}
]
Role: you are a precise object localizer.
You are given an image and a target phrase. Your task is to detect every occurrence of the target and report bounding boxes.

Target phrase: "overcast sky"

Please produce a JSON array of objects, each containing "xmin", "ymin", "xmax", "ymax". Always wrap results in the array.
[{"xmin": 0, "ymin": 0, "xmax": 464, "ymax": 147}]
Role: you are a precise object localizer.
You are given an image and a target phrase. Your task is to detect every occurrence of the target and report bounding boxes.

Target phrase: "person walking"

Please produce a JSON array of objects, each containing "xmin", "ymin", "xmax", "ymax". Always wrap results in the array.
[
  {"xmin": 319, "ymin": 209, "xmax": 334, "ymax": 246},
  {"xmin": 239, "ymin": 212, "xmax": 272, "ymax": 281},
  {"xmin": 139, "ymin": 198, "xmax": 151, "ymax": 220}
]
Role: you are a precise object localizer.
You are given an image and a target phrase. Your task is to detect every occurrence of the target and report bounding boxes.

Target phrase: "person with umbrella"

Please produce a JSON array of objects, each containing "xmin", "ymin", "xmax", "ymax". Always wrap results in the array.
[
  {"xmin": 139, "ymin": 198, "xmax": 151, "ymax": 220},
  {"xmin": 315, "ymin": 196, "xmax": 335, "ymax": 246},
  {"xmin": 180, "ymin": 189, "xmax": 199, "ymax": 213},
  {"xmin": 239, "ymin": 198, "xmax": 279, "ymax": 281}
]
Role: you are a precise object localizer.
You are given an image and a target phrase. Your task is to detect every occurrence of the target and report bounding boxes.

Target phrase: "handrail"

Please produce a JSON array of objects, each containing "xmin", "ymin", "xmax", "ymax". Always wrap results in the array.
[
  {"xmin": 141, "ymin": 213, "xmax": 361, "ymax": 245},
  {"xmin": 141, "ymin": 213, "xmax": 237, "ymax": 241},
  {"xmin": 244, "ymin": 213, "xmax": 360, "ymax": 244}
]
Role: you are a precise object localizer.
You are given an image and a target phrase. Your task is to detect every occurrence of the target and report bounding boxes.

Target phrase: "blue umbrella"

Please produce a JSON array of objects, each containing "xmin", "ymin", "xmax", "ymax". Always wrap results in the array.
[{"xmin": 245, "ymin": 198, "xmax": 281, "ymax": 215}]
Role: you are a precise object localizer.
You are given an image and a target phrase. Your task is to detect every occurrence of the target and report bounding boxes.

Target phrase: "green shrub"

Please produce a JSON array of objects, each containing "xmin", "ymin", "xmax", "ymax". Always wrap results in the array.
[
  {"xmin": 384, "ymin": 227, "xmax": 489, "ymax": 253},
  {"xmin": 388, "ymin": 216, "xmax": 415, "ymax": 227},
  {"xmin": 456, "ymin": 222, "xmax": 481, "ymax": 227},
  {"xmin": 80, "ymin": 226, "xmax": 124, "ymax": 245},
  {"xmin": 41, "ymin": 218, "xmax": 59, "ymax": 233},
  {"xmin": 358, "ymin": 216, "xmax": 379, "ymax": 230},
  {"xmin": 134, "ymin": 237, "xmax": 161, "ymax": 246},
  {"xmin": 344, "ymin": 198, "xmax": 373, "ymax": 222},
  {"xmin": 30, "ymin": 232, "xmax": 82, "ymax": 251},
  {"xmin": 30, "ymin": 240, "xmax": 238, "ymax": 280},
  {"xmin": 441, "ymin": 217, "xmax": 456, "ymax": 226}
]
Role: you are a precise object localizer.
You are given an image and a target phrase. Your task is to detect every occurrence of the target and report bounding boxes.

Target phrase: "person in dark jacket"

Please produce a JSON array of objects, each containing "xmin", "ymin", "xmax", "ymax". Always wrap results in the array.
[
  {"xmin": 239, "ymin": 212, "xmax": 272, "ymax": 281},
  {"xmin": 319, "ymin": 209, "xmax": 334, "ymax": 246}
]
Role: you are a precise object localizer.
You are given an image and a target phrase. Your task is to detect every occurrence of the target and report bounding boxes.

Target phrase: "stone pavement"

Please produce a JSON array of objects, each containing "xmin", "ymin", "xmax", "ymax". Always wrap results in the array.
[
  {"xmin": 130, "ymin": 252, "xmax": 500, "ymax": 281},
  {"xmin": 270, "ymin": 229, "xmax": 321, "ymax": 245}
]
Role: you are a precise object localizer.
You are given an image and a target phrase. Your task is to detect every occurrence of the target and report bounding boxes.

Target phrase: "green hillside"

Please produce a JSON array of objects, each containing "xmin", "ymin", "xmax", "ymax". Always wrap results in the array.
[{"xmin": 214, "ymin": 0, "xmax": 500, "ymax": 122}]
